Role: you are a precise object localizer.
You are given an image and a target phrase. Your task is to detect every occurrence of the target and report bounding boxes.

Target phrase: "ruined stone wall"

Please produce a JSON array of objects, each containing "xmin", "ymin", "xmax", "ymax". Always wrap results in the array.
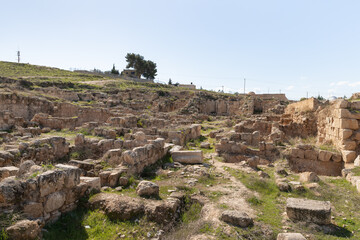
[
  {"xmin": 0, "ymin": 164, "xmax": 99, "ymax": 224},
  {"xmin": 318, "ymin": 100, "xmax": 360, "ymax": 163},
  {"xmin": 0, "ymin": 92, "xmax": 54, "ymax": 121},
  {"xmin": 286, "ymin": 145, "xmax": 343, "ymax": 176},
  {"xmin": 285, "ymin": 98, "xmax": 320, "ymax": 114}
]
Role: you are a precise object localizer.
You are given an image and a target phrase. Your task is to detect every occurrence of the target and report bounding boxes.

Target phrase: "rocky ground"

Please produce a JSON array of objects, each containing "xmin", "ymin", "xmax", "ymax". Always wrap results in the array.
[{"xmin": 1, "ymin": 61, "xmax": 360, "ymax": 240}]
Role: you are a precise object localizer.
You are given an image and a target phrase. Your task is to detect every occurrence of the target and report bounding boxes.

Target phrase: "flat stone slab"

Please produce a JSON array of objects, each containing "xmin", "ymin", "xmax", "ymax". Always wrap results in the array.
[
  {"xmin": 171, "ymin": 150, "xmax": 203, "ymax": 164},
  {"xmin": 286, "ymin": 198, "xmax": 331, "ymax": 224},
  {"xmin": 277, "ymin": 233, "xmax": 306, "ymax": 240},
  {"xmin": 220, "ymin": 210, "xmax": 253, "ymax": 227}
]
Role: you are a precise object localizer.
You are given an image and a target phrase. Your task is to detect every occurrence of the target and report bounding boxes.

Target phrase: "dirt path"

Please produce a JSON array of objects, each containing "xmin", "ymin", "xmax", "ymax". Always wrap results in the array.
[{"xmin": 188, "ymin": 154, "xmax": 256, "ymax": 239}]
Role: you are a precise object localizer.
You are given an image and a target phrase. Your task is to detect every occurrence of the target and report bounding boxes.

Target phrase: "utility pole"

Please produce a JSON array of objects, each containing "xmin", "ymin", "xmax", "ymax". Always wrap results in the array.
[
  {"xmin": 17, "ymin": 51, "xmax": 20, "ymax": 63},
  {"xmin": 243, "ymin": 78, "xmax": 246, "ymax": 94}
]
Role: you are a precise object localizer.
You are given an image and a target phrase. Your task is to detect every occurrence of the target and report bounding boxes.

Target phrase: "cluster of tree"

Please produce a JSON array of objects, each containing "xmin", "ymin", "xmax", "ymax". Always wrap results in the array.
[
  {"xmin": 168, "ymin": 78, "xmax": 179, "ymax": 86},
  {"xmin": 110, "ymin": 64, "xmax": 119, "ymax": 75},
  {"xmin": 125, "ymin": 53, "xmax": 157, "ymax": 79}
]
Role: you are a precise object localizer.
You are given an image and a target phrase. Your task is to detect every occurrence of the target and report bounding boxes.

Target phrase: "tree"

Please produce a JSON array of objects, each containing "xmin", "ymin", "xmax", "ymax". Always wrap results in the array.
[
  {"xmin": 125, "ymin": 53, "xmax": 157, "ymax": 79},
  {"xmin": 143, "ymin": 60, "xmax": 157, "ymax": 80},
  {"xmin": 111, "ymin": 64, "xmax": 119, "ymax": 75},
  {"xmin": 168, "ymin": 78, "xmax": 172, "ymax": 85}
]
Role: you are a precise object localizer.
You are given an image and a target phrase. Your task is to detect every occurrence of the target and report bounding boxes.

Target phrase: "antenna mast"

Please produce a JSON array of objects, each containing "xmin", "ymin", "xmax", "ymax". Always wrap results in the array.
[{"xmin": 17, "ymin": 51, "xmax": 20, "ymax": 63}]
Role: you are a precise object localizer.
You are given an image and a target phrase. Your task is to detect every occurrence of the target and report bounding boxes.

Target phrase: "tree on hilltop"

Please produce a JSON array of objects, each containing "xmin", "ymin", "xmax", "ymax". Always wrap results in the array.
[{"xmin": 125, "ymin": 53, "xmax": 157, "ymax": 79}]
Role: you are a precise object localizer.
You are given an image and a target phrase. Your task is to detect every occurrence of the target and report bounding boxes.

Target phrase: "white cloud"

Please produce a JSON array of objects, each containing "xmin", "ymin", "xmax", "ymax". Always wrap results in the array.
[
  {"xmin": 348, "ymin": 81, "xmax": 360, "ymax": 87},
  {"xmin": 330, "ymin": 82, "xmax": 335, "ymax": 86},
  {"xmin": 336, "ymin": 81, "xmax": 349, "ymax": 86},
  {"xmin": 286, "ymin": 85, "xmax": 294, "ymax": 90}
]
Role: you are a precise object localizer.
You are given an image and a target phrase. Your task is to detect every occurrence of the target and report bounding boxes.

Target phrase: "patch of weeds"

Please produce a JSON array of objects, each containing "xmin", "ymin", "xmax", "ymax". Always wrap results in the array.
[
  {"xmin": 78, "ymin": 128, "xmax": 91, "ymax": 136},
  {"xmin": 0, "ymin": 229, "xmax": 9, "ymax": 240},
  {"xmin": 351, "ymin": 167, "xmax": 360, "ymax": 176},
  {"xmin": 100, "ymin": 161, "xmax": 112, "ymax": 170},
  {"xmin": 41, "ymin": 164, "xmax": 55, "ymax": 170},
  {"xmin": 43, "ymin": 207, "xmax": 159, "ymax": 240},
  {"xmin": 319, "ymin": 144, "xmax": 339, "ymax": 153},
  {"xmin": 181, "ymin": 202, "xmax": 202, "ymax": 224},
  {"xmin": 205, "ymin": 191, "xmax": 224, "ymax": 201},
  {"xmin": 28, "ymin": 171, "xmax": 40, "ymax": 179},
  {"xmin": 218, "ymin": 203, "xmax": 229, "ymax": 209},
  {"xmin": 197, "ymin": 173, "xmax": 217, "ymax": 186},
  {"xmin": 247, "ymin": 196, "xmax": 263, "ymax": 206},
  {"xmin": 199, "ymin": 222, "xmax": 214, "ymax": 234}
]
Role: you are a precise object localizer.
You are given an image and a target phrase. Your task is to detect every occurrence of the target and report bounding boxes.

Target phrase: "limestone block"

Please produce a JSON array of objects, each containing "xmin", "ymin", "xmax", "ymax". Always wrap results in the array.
[
  {"xmin": 342, "ymin": 150, "xmax": 357, "ymax": 163},
  {"xmin": 103, "ymin": 149, "xmax": 122, "ymax": 166},
  {"xmin": 44, "ymin": 191, "xmax": 66, "ymax": 213},
  {"xmin": 342, "ymin": 140, "xmax": 357, "ymax": 151},
  {"xmin": 299, "ymin": 172, "xmax": 319, "ymax": 182},
  {"xmin": 99, "ymin": 171, "xmax": 111, "ymax": 186},
  {"xmin": 6, "ymin": 220, "xmax": 41, "ymax": 240},
  {"xmin": 108, "ymin": 170, "xmax": 123, "ymax": 188},
  {"xmin": 353, "ymin": 131, "xmax": 360, "ymax": 141},
  {"xmin": 340, "ymin": 119, "xmax": 358, "ymax": 130},
  {"xmin": 0, "ymin": 166, "xmax": 19, "ymax": 180},
  {"xmin": 291, "ymin": 148, "xmax": 304, "ymax": 159},
  {"xmin": 334, "ymin": 99, "xmax": 349, "ymax": 109},
  {"xmin": 38, "ymin": 170, "xmax": 65, "ymax": 197},
  {"xmin": 80, "ymin": 176, "xmax": 101, "ymax": 192},
  {"xmin": 318, "ymin": 150, "xmax": 332, "ymax": 162},
  {"xmin": 304, "ymin": 150, "xmax": 318, "ymax": 161},
  {"xmin": 55, "ymin": 164, "xmax": 81, "ymax": 188},
  {"xmin": 354, "ymin": 155, "xmax": 360, "ymax": 167},
  {"xmin": 339, "ymin": 129, "xmax": 353, "ymax": 140},
  {"xmin": 136, "ymin": 180, "xmax": 159, "ymax": 197},
  {"xmin": 220, "ymin": 210, "xmax": 253, "ymax": 228},
  {"xmin": 277, "ymin": 233, "xmax": 306, "ymax": 240},
  {"xmin": 286, "ymin": 198, "xmax": 331, "ymax": 224},
  {"xmin": 331, "ymin": 153, "xmax": 342, "ymax": 162},
  {"xmin": 23, "ymin": 202, "xmax": 43, "ymax": 219},
  {"xmin": 171, "ymin": 150, "xmax": 203, "ymax": 164},
  {"xmin": 350, "ymin": 101, "xmax": 360, "ymax": 110}
]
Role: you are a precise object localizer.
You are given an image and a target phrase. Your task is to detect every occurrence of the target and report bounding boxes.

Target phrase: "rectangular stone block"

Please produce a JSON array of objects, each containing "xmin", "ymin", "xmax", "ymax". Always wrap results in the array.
[
  {"xmin": 342, "ymin": 150, "xmax": 357, "ymax": 163},
  {"xmin": 339, "ymin": 129, "xmax": 353, "ymax": 140},
  {"xmin": 304, "ymin": 150, "xmax": 318, "ymax": 161},
  {"xmin": 340, "ymin": 119, "xmax": 359, "ymax": 130},
  {"xmin": 342, "ymin": 140, "xmax": 356, "ymax": 151},
  {"xmin": 286, "ymin": 198, "xmax": 331, "ymax": 224},
  {"xmin": 291, "ymin": 148, "xmax": 304, "ymax": 159},
  {"xmin": 171, "ymin": 150, "xmax": 203, "ymax": 164}
]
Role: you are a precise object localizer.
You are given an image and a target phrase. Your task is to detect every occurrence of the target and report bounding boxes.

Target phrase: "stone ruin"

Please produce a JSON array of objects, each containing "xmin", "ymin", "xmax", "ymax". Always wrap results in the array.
[{"xmin": 2, "ymin": 76, "xmax": 360, "ymax": 239}]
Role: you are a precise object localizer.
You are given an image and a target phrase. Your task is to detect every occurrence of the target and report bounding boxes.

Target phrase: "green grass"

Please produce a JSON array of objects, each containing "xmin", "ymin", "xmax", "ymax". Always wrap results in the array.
[
  {"xmin": 181, "ymin": 202, "xmax": 202, "ymax": 224},
  {"xmin": 43, "ymin": 208, "xmax": 159, "ymax": 240}
]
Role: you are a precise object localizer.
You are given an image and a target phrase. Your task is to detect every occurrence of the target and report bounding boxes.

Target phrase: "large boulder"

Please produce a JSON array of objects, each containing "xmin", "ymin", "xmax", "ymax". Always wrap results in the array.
[
  {"xmin": 136, "ymin": 181, "xmax": 159, "ymax": 198},
  {"xmin": 6, "ymin": 220, "xmax": 41, "ymax": 240}
]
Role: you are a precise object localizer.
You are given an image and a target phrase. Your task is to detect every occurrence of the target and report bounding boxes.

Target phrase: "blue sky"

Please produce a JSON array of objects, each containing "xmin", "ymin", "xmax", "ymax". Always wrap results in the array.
[{"xmin": 1, "ymin": 0, "xmax": 359, "ymax": 100}]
